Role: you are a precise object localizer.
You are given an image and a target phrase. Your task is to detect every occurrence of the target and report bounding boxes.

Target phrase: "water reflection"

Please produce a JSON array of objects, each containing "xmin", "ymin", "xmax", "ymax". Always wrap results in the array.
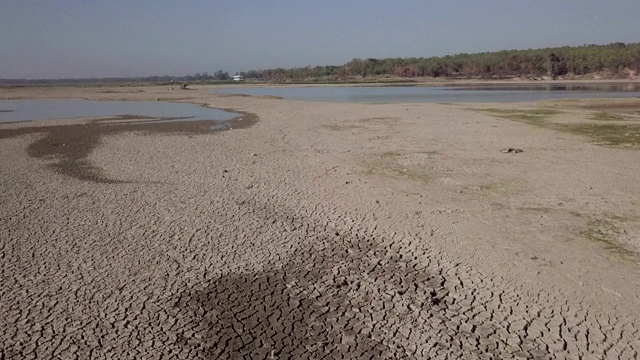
[
  {"xmin": 0, "ymin": 99, "xmax": 238, "ymax": 124},
  {"xmin": 451, "ymin": 83, "xmax": 640, "ymax": 92},
  {"xmin": 213, "ymin": 83, "xmax": 640, "ymax": 103}
]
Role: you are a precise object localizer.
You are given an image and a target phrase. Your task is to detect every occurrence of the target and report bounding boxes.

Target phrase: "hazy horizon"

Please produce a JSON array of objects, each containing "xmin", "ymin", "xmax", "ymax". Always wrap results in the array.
[{"xmin": 1, "ymin": 1, "xmax": 638, "ymax": 79}]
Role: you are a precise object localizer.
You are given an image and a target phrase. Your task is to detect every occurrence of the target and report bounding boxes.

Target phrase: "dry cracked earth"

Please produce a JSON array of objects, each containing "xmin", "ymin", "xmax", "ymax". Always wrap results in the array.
[{"xmin": 2, "ymin": 89, "xmax": 640, "ymax": 359}]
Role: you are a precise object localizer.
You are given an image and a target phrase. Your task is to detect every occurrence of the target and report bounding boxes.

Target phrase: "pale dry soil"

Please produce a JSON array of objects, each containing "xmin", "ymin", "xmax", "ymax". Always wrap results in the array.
[{"xmin": 1, "ymin": 85, "xmax": 640, "ymax": 359}]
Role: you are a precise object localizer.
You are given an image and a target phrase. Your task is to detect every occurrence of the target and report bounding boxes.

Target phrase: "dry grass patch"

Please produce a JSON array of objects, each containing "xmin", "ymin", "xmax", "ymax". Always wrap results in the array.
[
  {"xmin": 481, "ymin": 107, "xmax": 640, "ymax": 149},
  {"xmin": 419, "ymin": 150, "xmax": 441, "ymax": 156},
  {"xmin": 358, "ymin": 116, "xmax": 400, "ymax": 123},
  {"xmin": 589, "ymin": 111, "xmax": 631, "ymax": 121},
  {"xmin": 569, "ymin": 211, "xmax": 583, "ymax": 218},
  {"xmin": 321, "ymin": 124, "xmax": 364, "ymax": 131},
  {"xmin": 362, "ymin": 162, "xmax": 430, "ymax": 183},
  {"xmin": 474, "ymin": 181, "xmax": 523, "ymax": 201},
  {"xmin": 581, "ymin": 215, "xmax": 636, "ymax": 259},
  {"xmin": 481, "ymin": 108, "xmax": 562, "ymax": 125},
  {"xmin": 478, "ymin": 182, "xmax": 511, "ymax": 194},
  {"xmin": 517, "ymin": 206, "xmax": 552, "ymax": 213},
  {"xmin": 382, "ymin": 150, "xmax": 403, "ymax": 157},
  {"xmin": 362, "ymin": 164, "xmax": 380, "ymax": 176},
  {"xmin": 392, "ymin": 168, "xmax": 430, "ymax": 183},
  {"xmin": 558, "ymin": 123, "xmax": 640, "ymax": 149},
  {"xmin": 361, "ymin": 151, "xmax": 431, "ymax": 183}
]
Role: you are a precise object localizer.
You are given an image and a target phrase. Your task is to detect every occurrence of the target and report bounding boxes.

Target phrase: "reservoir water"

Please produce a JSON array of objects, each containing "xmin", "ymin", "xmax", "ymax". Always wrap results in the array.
[
  {"xmin": 0, "ymin": 99, "xmax": 238, "ymax": 124},
  {"xmin": 213, "ymin": 83, "xmax": 640, "ymax": 103}
]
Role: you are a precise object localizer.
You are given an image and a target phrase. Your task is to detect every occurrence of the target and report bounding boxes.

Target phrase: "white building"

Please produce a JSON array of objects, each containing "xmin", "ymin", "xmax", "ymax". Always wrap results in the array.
[{"xmin": 233, "ymin": 75, "xmax": 245, "ymax": 82}]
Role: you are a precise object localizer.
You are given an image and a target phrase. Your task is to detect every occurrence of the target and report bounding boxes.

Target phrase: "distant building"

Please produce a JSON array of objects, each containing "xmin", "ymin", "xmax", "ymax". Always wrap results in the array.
[{"xmin": 233, "ymin": 75, "xmax": 245, "ymax": 82}]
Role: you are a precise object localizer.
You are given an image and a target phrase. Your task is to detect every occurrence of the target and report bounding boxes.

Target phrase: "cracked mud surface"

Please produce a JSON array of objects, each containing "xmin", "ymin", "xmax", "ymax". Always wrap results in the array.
[{"xmin": 2, "ymin": 86, "xmax": 640, "ymax": 359}]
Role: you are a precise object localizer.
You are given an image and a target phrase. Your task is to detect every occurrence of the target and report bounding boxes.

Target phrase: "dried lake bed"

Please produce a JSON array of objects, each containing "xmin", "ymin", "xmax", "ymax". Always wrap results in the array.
[{"xmin": 1, "ymin": 83, "xmax": 640, "ymax": 359}]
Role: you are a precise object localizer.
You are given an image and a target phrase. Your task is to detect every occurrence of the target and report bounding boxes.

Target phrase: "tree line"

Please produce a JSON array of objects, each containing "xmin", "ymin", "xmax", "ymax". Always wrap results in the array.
[
  {"xmin": 2, "ymin": 42, "xmax": 639, "ymax": 85},
  {"xmin": 0, "ymin": 71, "xmax": 234, "ymax": 85},
  {"xmin": 239, "ymin": 42, "xmax": 640, "ymax": 81}
]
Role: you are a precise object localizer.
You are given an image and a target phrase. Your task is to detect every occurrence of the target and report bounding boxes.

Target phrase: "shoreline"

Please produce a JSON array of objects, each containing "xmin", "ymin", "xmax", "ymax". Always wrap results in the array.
[{"xmin": 2, "ymin": 77, "xmax": 639, "ymax": 91}]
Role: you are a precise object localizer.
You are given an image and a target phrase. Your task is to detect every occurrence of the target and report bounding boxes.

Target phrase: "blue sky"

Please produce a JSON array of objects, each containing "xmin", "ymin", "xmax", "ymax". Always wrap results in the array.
[{"xmin": 1, "ymin": 1, "xmax": 638, "ymax": 79}]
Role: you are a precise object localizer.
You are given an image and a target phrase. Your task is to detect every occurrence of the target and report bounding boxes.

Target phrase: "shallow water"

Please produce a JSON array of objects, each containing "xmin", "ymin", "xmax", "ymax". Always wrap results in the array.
[
  {"xmin": 0, "ymin": 99, "xmax": 238, "ymax": 124},
  {"xmin": 213, "ymin": 83, "xmax": 640, "ymax": 103}
]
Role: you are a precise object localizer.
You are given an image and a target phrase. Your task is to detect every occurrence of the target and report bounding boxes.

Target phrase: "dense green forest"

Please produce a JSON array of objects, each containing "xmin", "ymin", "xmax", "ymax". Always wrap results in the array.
[
  {"xmin": 240, "ymin": 42, "xmax": 640, "ymax": 82},
  {"xmin": 2, "ymin": 43, "xmax": 639, "ymax": 85}
]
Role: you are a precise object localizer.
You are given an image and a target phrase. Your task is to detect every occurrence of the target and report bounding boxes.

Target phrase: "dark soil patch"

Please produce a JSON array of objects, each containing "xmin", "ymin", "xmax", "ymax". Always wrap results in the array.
[{"xmin": 0, "ymin": 110, "xmax": 257, "ymax": 183}]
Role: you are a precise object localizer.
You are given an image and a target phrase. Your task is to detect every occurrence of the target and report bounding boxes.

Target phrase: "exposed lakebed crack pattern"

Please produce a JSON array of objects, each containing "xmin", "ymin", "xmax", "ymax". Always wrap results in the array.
[{"xmin": 2, "ymin": 119, "xmax": 640, "ymax": 359}]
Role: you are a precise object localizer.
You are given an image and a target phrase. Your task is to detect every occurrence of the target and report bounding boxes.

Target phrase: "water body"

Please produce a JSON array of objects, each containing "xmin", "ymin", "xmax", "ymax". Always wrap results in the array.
[
  {"xmin": 213, "ymin": 83, "xmax": 640, "ymax": 103},
  {"xmin": 0, "ymin": 99, "xmax": 238, "ymax": 124}
]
